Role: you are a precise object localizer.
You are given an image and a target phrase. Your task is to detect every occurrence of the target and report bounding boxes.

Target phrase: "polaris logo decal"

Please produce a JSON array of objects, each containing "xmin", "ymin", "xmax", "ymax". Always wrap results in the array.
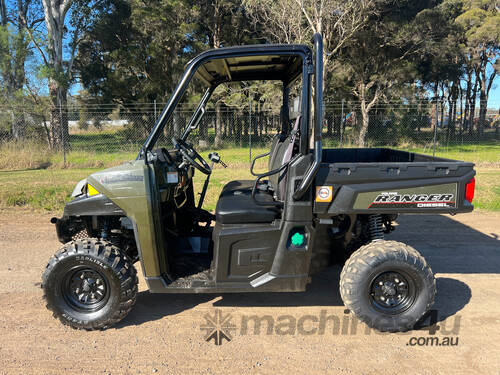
[
  {"xmin": 369, "ymin": 192, "xmax": 455, "ymax": 208},
  {"xmin": 316, "ymin": 186, "xmax": 333, "ymax": 203}
]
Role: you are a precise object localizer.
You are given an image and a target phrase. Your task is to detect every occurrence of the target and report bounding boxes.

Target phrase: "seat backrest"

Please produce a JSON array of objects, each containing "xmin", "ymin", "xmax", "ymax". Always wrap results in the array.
[
  {"xmin": 268, "ymin": 133, "xmax": 286, "ymax": 171},
  {"xmin": 269, "ymin": 116, "xmax": 301, "ymax": 200}
]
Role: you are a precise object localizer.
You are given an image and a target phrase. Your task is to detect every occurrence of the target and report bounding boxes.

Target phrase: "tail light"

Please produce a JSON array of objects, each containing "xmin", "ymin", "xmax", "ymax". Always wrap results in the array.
[{"xmin": 465, "ymin": 177, "xmax": 475, "ymax": 203}]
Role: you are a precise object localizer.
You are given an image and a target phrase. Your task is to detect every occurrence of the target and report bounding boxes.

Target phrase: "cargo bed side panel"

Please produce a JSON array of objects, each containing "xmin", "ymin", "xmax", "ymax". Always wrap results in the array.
[{"xmin": 314, "ymin": 149, "xmax": 475, "ymax": 215}]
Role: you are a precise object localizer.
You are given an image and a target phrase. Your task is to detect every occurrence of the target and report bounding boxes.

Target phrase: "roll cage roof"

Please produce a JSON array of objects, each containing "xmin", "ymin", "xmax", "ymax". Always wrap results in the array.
[
  {"xmin": 140, "ymin": 44, "xmax": 313, "ymax": 156},
  {"xmin": 193, "ymin": 48, "xmax": 306, "ymax": 85}
]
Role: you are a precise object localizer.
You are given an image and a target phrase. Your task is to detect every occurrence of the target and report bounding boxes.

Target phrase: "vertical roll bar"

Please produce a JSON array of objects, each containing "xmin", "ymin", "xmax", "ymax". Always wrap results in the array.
[{"xmin": 292, "ymin": 33, "xmax": 323, "ymax": 200}]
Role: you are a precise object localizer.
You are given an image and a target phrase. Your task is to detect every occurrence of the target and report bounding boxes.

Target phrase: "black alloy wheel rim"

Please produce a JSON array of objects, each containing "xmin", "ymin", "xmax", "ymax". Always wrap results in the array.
[
  {"xmin": 62, "ymin": 267, "xmax": 110, "ymax": 312},
  {"xmin": 369, "ymin": 271, "xmax": 416, "ymax": 314}
]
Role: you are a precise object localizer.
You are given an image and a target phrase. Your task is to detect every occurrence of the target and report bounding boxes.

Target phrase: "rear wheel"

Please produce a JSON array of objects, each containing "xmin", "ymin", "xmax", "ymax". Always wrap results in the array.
[
  {"xmin": 339, "ymin": 240, "xmax": 435, "ymax": 332},
  {"xmin": 42, "ymin": 238, "xmax": 138, "ymax": 330}
]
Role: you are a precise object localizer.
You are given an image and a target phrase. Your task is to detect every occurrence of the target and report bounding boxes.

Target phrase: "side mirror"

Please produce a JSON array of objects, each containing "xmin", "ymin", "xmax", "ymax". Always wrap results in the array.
[{"xmin": 189, "ymin": 106, "xmax": 206, "ymax": 130}]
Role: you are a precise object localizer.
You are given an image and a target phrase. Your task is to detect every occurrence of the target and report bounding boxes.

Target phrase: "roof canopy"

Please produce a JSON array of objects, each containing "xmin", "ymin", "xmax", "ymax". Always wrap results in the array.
[{"xmin": 192, "ymin": 45, "xmax": 307, "ymax": 85}]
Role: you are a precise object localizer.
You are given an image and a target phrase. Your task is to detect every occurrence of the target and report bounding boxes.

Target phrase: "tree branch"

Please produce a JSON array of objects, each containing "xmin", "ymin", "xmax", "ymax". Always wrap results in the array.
[
  {"xmin": 366, "ymin": 84, "xmax": 381, "ymax": 111},
  {"xmin": 19, "ymin": 13, "xmax": 50, "ymax": 67},
  {"xmin": 294, "ymin": 0, "xmax": 316, "ymax": 32}
]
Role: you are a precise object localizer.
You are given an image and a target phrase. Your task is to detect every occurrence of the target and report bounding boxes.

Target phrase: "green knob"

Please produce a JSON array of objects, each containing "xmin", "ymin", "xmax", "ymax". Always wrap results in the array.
[{"xmin": 291, "ymin": 232, "xmax": 305, "ymax": 247}]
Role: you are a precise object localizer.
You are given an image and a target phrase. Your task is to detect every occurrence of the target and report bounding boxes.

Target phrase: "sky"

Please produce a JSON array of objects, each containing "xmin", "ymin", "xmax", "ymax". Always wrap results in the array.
[
  {"xmin": 6, "ymin": 0, "xmax": 498, "ymax": 111},
  {"xmin": 487, "ymin": 84, "xmax": 500, "ymax": 107}
]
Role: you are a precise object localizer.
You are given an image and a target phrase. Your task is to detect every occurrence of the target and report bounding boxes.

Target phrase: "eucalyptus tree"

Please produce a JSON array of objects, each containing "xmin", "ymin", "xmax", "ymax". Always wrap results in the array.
[
  {"xmin": 413, "ymin": 1, "xmax": 464, "ymax": 138},
  {"xmin": 11, "ymin": 0, "xmax": 100, "ymax": 148},
  {"xmin": 455, "ymin": 0, "xmax": 499, "ymax": 136},
  {"xmin": 244, "ymin": 0, "xmax": 377, "ymax": 89},
  {"xmin": 0, "ymin": 0, "xmax": 43, "ymax": 140},
  {"xmin": 334, "ymin": 0, "xmax": 443, "ymax": 146}
]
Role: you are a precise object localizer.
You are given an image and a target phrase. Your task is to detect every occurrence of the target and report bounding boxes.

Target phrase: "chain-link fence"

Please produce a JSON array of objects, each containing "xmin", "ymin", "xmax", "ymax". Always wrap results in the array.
[{"xmin": 1, "ymin": 99, "xmax": 499, "ymax": 166}]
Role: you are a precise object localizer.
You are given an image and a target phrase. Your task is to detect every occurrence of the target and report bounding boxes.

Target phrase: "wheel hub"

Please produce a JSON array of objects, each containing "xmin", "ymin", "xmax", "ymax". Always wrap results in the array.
[
  {"xmin": 63, "ymin": 268, "xmax": 108, "ymax": 310},
  {"xmin": 370, "ymin": 271, "xmax": 413, "ymax": 313},
  {"xmin": 381, "ymin": 281, "xmax": 396, "ymax": 296}
]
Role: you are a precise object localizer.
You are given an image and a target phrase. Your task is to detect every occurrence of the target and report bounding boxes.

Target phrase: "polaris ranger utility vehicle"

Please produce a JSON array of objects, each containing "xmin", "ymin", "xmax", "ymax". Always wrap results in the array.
[{"xmin": 43, "ymin": 34, "xmax": 476, "ymax": 332}]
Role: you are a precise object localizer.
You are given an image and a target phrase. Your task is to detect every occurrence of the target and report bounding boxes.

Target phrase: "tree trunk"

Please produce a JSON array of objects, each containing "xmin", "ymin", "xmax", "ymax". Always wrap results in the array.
[
  {"xmin": 469, "ymin": 72, "xmax": 478, "ymax": 136},
  {"xmin": 356, "ymin": 82, "xmax": 380, "ymax": 147},
  {"xmin": 447, "ymin": 94, "xmax": 453, "ymax": 143},
  {"xmin": 451, "ymin": 90, "xmax": 457, "ymax": 139},
  {"xmin": 477, "ymin": 62, "xmax": 486, "ymax": 138},
  {"xmin": 48, "ymin": 83, "xmax": 69, "ymax": 150},
  {"xmin": 459, "ymin": 87, "xmax": 463, "ymax": 135},
  {"xmin": 477, "ymin": 56, "xmax": 496, "ymax": 139},
  {"xmin": 259, "ymin": 112, "xmax": 263, "ymax": 138},
  {"xmin": 215, "ymin": 102, "xmax": 222, "ymax": 148},
  {"xmin": 326, "ymin": 112, "xmax": 332, "ymax": 136},
  {"xmin": 12, "ymin": 0, "xmax": 29, "ymax": 139},
  {"xmin": 463, "ymin": 70, "xmax": 471, "ymax": 134},
  {"xmin": 173, "ymin": 110, "xmax": 180, "ymax": 137},
  {"xmin": 496, "ymin": 108, "xmax": 499, "ymax": 140},
  {"xmin": 243, "ymin": 112, "xmax": 249, "ymax": 138},
  {"xmin": 199, "ymin": 113, "xmax": 208, "ymax": 140},
  {"xmin": 358, "ymin": 105, "xmax": 369, "ymax": 148},
  {"xmin": 439, "ymin": 83, "xmax": 445, "ymax": 130},
  {"xmin": 42, "ymin": 0, "xmax": 73, "ymax": 149},
  {"xmin": 11, "ymin": 112, "xmax": 26, "ymax": 140},
  {"xmin": 451, "ymin": 80, "xmax": 459, "ymax": 139},
  {"xmin": 478, "ymin": 88, "xmax": 487, "ymax": 138},
  {"xmin": 1, "ymin": 0, "xmax": 30, "ymax": 140},
  {"xmin": 432, "ymin": 83, "xmax": 438, "ymax": 134}
]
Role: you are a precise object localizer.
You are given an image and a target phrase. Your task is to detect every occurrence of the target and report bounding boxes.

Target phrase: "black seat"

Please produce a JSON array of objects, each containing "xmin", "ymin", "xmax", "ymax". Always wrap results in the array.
[
  {"xmin": 220, "ymin": 180, "xmax": 255, "ymax": 195},
  {"xmin": 216, "ymin": 116, "xmax": 301, "ymax": 225},
  {"xmin": 215, "ymin": 186, "xmax": 279, "ymax": 224},
  {"xmin": 222, "ymin": 116, "xmax": 301, "ymax": 200}
]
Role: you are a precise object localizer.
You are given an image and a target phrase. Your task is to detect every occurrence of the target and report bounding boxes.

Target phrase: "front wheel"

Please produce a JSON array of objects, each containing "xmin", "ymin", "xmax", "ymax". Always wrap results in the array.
[
  {"xmin": 42, "ymin": 238, "xmax": 138, "ymax": 330},
  {"xmin": 340, "ymin": 240, "xmax": 435, "ymax": 332}
]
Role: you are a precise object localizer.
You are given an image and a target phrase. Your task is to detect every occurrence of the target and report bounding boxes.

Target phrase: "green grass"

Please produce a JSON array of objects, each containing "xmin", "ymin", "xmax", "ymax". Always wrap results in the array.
[
  {"xmin": 0, "ymin": 141, "xmax": 498, "ymax": 212},
  {"xmin": 0, "ymin": 139, "xmax": 137, "ymax": 170},
  {"xmin": 0, "ymin": 169, "xmax": 98, "ymax": 211},
  {"xmin": 0, "ymin": 148, "xmax": 268, "ymax": 212},
  {"xmin": 474, "ymin": 169, "xmax": 500, "ymax": 211},
  {"xmin": 403, "ymin": 143, "xmax": 500, "ymax": 166}
]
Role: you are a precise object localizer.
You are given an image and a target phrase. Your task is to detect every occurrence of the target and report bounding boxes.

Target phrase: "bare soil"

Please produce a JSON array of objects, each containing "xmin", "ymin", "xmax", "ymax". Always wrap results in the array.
[{"xmin": 0, "ymin": 209, "xmax": 499, "ymax": 375}]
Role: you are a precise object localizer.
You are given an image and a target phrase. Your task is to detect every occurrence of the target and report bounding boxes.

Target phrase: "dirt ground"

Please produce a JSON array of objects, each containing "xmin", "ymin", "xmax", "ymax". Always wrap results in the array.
[{"xmin": 0, "ymin": 209, "xmax": 499, "ymax": 375}]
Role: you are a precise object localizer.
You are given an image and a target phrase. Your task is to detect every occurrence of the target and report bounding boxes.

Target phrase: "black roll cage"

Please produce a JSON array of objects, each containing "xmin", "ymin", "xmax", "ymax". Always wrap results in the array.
[{"xmin": 139, "ymin": 35, "xmax": 323, "ymax": 201}]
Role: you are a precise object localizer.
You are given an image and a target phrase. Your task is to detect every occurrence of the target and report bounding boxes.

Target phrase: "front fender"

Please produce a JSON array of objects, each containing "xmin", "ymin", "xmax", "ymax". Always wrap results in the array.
[
  {"xmin": 51, "ymin": 195, "xmax": 125, "ymax": 243},
  {"xmin": 63, "ymin": 194, "xmax": 125, "ymax": 217}
]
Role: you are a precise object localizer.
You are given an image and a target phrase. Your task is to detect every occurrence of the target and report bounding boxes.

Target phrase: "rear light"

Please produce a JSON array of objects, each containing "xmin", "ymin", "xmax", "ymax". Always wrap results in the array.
[{"xmin": 465, "ymin": 177, "xmax": 475, "ymax": 203}]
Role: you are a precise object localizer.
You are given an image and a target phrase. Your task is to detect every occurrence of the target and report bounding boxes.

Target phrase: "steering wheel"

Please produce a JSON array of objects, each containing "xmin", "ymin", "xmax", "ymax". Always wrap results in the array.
[{"xmin": 172, "ymin": 137, "xmax": 211, "ymax": 175}]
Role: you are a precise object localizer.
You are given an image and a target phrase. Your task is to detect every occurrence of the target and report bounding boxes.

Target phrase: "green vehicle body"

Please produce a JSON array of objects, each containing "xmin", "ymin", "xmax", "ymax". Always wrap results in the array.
[{"xmin": 50, "ymin": 34, "xmax": 475, "ymax": 302}]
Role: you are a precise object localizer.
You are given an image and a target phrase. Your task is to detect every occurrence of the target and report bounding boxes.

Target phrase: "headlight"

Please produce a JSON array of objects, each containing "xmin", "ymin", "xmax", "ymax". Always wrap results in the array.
[
  {"xmin": 71, "ymin": 179, "xmax": 87, "ymax": 197},
  {"xmin": 71, "ymin": 179, "xmax": 100, "ymax": 198}
]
